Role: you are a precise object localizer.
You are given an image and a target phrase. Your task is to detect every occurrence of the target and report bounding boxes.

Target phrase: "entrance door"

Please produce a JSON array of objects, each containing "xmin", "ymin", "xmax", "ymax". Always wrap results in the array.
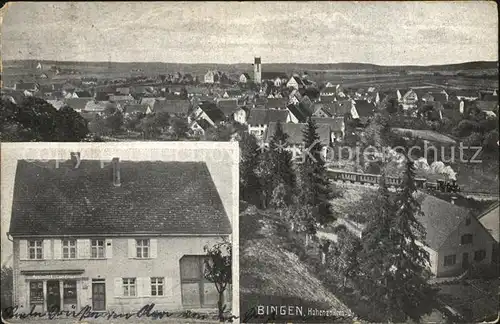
[
  {"xmin": 46, "ymin": 280, "xmax": 61, "ymax": 312},
  {"xmin": 92, "ymin": 282, "xmax": 106, "ymax": 311},
  {"xmin": 462, "ymin": 252, "xmax": 469, "ymax": 270}
]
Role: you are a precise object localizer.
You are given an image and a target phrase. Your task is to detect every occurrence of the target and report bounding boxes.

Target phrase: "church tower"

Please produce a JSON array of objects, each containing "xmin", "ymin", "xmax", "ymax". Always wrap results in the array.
[{"xmin": 253, "ymin": 57, "xmax": 262, "ymax": 84}]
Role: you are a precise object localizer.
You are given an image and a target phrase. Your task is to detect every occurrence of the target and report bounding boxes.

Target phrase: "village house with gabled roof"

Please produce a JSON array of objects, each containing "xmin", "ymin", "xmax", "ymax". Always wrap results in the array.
[
  {"xmin": 188, "ymin": 102, "xmax": 226, "ymax": 127},
  {"xmin": 123, "ymin": 104, "xmax": 153, "ymax": 116},
  {"xmin": 247, "ymin": 109, "xmax": 291, "ymax": 140},
  {"xmin": 8, "ymin": 156, "xmax": 232, "ymax": 313},
  {"xmin": 311, "ymin": 117, "xmax": 346, "ymax": 142},
  {"xmin": 265, "ymin": 97, "xmax": 288, "ymax": 110},
  {"xmin": 239, "ymin": 73, "xmax": 251, "ymax": 84},
  {"xmin": 64, "ymin": 98, "xmax": 92, "ymax": 113},
  {"xmin": 264, "ymin": 122, "xmax": 332, "ymax": 160},
  {"xmin": 153, "ymin": 99, "xmax": 191, "ymax": 116},
  {"xmin": 14, "ymin": 82, "xmax": 40, "ymax": 95},
  {"xmin": 286, "ymin": 76, "xmax": 305, "ymax": 90}
]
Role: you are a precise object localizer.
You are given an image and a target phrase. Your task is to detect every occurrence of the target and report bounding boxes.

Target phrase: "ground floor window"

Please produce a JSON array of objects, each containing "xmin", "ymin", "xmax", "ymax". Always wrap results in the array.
[
  {"xmin": 29, "ymin": 281, "xmax": 44, "ymax": 305},
  {"xmin": 180, "ymin": 255, "xmax": 218, "ymax": 308},
  {"xmin": 63, "ymin": 280, "xmax": 77, "ymax": 306},
  {"xmin": 474, "ymin": 249, "xmax": 486, "ymax": 262},
  {"xmin": 444, "ymin": 254, "xmax": 456, "ymax": 266}
]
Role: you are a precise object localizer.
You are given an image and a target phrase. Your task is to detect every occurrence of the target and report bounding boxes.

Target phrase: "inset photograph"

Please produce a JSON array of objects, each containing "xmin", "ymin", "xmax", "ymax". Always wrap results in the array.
[{"xmin": 1, "ymin": 142, "xmax": 239, "ymax": 323}]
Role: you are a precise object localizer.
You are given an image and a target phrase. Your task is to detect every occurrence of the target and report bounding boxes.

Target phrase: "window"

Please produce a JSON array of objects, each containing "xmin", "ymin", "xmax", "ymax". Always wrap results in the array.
[
  {"xmin": 461, "ymin": 234, "xmax": 473, "ymax": 245},
  {"xmin": 136, "ymin": 239, "xmax": 149, "ymax": 258},
  {"xmin": 122, "ymin": 278, "xmax": 136, "ymax": 297},
  {"xmin": 180, "ymin": 255, "xmax": 218, "ymax": 308},
  {"xmin": 444, "ymin": 254, "xmax": 456, "ymax": 266},
  {"xmin": 62, "ymin": 240, "xmax": 76, "ymax": 259},
  {"xmin": 28, "ymin": 240, "xmax": 43, "ymax": 260},
  {"xmin": 91, "ymin": 239, "xmax": 105, "ymax": 259},
  {"xmin": 474, "ymin": 250, "xmax": 486, "ymax": 262},
  {"xmin": 29, "ymin": 281, "xmax": 44, "ymax": 304},
  {"xmin": 151, "ymin": 277, "xmax": 164, "ymax": 296},
  {"xmin": 465, "ymin": 217, "xmax": 471, "ymax": 226},
  {"xmin": 63, "ymin": 280, "xmax": 77, "ymax": 305}
]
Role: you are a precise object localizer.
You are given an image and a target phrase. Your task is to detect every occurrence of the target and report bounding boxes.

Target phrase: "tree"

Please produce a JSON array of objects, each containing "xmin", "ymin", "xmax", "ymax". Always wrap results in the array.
[
  {"xmin": 268, "ymin": 121, "xmax": 296, "ymax": 205},
  {"xmin": 357, "ymin": 173, "xmax": 398, "ymax": 320},
  {"xmin": 154, "ymin": 111, "xmax": 171, "ymax": 132},
  {"xmin": 328, "ymin": 229, "xmax": 362, "ymax": 287},
  {"xmin": 388, "ymin": 161, "xmax": 436, "ymax": 321},
  {"xmin": 104, "ymin": 111, "xmax": 124, "ymax": 134},
  {"xmin": 171, "ymin": 116, "xmax": 189, "ymax": 139},
  {"xmin": 138, "ymin": 115, "xmax": 160, "ymax": 139},
  {"xmin": 54, "ymin": 106, "xmax": 89, "ymax": 141},
  {"xmin": 1, "ymin": 266, "xmax": 13, "ymax": 314},
  {"xmin": 204, "ymin": 238, "xmax": 232, "ymax": 322},
  {"xmin": 239, "ymin": 132, "xmax": 262, "ymax": 205},
  {"xmin": 298, "ymin": 118, "xmax": 334, "ymax": 225}
]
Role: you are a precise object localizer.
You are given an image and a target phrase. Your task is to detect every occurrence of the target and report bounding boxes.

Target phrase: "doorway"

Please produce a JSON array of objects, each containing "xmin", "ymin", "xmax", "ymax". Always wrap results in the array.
[
  {"xmin": 46, "ymin": 280, "xmax": 61, "ymax": 312},
  {"xmin": 92, "ymin": 280, "xmax": 106, "ymax": 311},
  {"xmin": 462, "ymin": 252, "xmax": 469, "ymax": 270}
]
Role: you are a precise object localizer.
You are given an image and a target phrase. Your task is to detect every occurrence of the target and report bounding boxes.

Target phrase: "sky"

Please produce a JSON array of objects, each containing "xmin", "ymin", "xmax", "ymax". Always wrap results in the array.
[{"xmin": 0, "ymin": 1, "xmax": 498, "ymax": 64}]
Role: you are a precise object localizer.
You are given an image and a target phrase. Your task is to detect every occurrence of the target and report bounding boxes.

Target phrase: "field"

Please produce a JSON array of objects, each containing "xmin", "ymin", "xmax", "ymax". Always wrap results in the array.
[{"xmin": 2, "ymin": 60, "xmax": 498, "ymax": 91}]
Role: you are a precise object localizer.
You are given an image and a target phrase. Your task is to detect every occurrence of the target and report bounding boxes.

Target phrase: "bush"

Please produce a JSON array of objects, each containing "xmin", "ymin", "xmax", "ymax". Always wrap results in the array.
[{"xmin": 1, "ymin": 266, "xmax": 13, "ymax": 312}]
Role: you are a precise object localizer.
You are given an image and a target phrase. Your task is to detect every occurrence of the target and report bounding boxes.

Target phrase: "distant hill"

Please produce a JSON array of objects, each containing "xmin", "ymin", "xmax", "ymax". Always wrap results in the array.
[{"xmin": 3, "ymin": 59, "xmax": 498, "ymax": 74}]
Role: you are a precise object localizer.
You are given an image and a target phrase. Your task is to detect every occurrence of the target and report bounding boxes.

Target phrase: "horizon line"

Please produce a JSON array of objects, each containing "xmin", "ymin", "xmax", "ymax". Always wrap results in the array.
[{"xmin": 3, "ymin": 59, "xmax": 498, "ymax": 68}]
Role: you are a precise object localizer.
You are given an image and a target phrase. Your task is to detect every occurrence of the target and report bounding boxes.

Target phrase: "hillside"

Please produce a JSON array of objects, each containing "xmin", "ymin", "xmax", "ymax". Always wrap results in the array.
[{"xmin": 239, "ymin": 206, "xmax": 353, "ymax": 323}]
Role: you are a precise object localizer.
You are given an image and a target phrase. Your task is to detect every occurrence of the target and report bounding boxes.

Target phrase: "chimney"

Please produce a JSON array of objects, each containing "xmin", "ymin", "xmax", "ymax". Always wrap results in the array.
[
  {"xmin": 112, "ymin": 157, "xmax": 121, "ymax": 187},
  {"xmin": 70, "ymin": 152, "xmax": 81, "ymax": 168}
]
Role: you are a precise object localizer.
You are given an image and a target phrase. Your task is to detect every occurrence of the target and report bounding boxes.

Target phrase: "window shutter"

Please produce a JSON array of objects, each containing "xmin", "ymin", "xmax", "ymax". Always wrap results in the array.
[
  {"xmin": 128, "ymin": 239, "xmax": 136, "ymax": 258},
  {"xmin": 43, "ymin": 240, "xmax": 52, "ymax": 259},
  {"xmin": 19, "ymin": 240, "xmax": 27, "ymax": 260},
  {"xmin": 150, "ymin": 239, "xmax": 157, "ymax": 259},
  {"xmin": 53, "ymin": 239, "xmax": 62, "ymax": 259},
  {"xmin": 77, "ymin": 239, "xmax": 90, "ymax": 259},
  {"xmin": 114, "ymin": 278, "xmax": 123, "ymax": 297},
  {"xmin": 105, "ymin": 239, "xmax": 113, "ymax": 259},
  {"xmin": 137, "ymin": 277, "xmax": 150, "ymax": 297}
]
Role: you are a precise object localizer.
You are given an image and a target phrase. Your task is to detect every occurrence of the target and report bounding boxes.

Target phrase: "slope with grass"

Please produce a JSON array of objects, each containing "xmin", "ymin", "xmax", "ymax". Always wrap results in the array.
[{"xmin": 239, "ymin": 206, "xmax": 354, "ymax": 323}]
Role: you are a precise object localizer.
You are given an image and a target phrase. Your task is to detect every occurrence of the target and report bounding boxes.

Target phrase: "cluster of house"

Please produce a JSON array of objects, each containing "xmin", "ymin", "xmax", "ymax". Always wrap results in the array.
[
  {"xmin": 393, "ymin": 87, "xmax": 499, "ymax": 120},
  {"xmin": 8, "ymin": 156, "xmax": 233, "ymax": 313}
]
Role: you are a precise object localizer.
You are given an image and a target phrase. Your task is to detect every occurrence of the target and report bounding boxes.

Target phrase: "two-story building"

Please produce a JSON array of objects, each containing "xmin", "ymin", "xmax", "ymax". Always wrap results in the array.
[{"xmin": 8, "ymin": 157, "xmax": 232, "ymax": 313}]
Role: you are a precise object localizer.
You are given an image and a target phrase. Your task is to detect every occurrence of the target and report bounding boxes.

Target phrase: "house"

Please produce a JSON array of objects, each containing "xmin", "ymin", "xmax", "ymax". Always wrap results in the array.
[
  {"xmin": 312, "ymin": 117, "xmax": 346, "ymax": 142},
  {"xmin": 312, "ymin": 100, "xmax": 358, "ymax": 120},
  {"xmin": 216, "ymin": 99, "xmax": 240, "ymax": 119},
  {"xmin": 319, "ymin": 95, "xmax": 336, "ymax": 103},
  {"xmin": 14, "ymin": 82, "xmax": 39, "ymax": 94},
  {"xmin": 123, "ymin": 104, "xmax": 153, "ymax": 116},
  {"xmin": 239, "ymin": 73, "xmax": 251, "ymax": 84},
  {"xmin": 353, "ymin": 100, "xmax": 376, "ymax": 124},
  {"xmin": 253, "ymin": 97, "xmax": 268, "ymax": 109},
  {"xmin": 109, "ymin": 94, "xmax": 134, "ymax": 102},
  {"xmin": 400, "ymin": 89, "xmax": 419, "ymax": 110},
  {"xmin": 8, "ymin": 157, "xmax": 231, "ymax": 313},
  {"xmin": 286, "ymin": 76, "xmax": 305, "ymax": 90},
  {"xmin": 94, "ymin": 92, "xmax": 110, "ymax": 102},
  {"xmin": 265, "ymin": 97, "xmax": 288, "ymax": 110},
  {"xmin": 189, "ymin": 102, "xmax": 226, "ymax": 127},
  {"xmin": 477, "ymin": 202, "xmax": 499, "ymax": 264},
  {"xmin": 73, "ymin": 91, "xmax": 93, "ymax": 99},
  {"xmin": 186, "ymin": 86, "xmax": 211, "ymax": 98},
  {"xmin": 454, "ymin": 90, "xmax": 480, "ymax": 101},
  {"xmin": 36, "ymin": 62, "xmax": 43, "ymax": 70},
  {"xmin": 204, "ymin": 71, "xmax": 221, "ymax": 84},
  {"xmin": 223, "ymin": 89, "xmax": 244, "ymax": 99},
  {"xmin": 261, "ymin": 72, "xmax": 288, "ymax": 87},
  {"xmin": 47, "ymin": 99, "xmax": 66, "ymax": 110},
  {"xmin": 39, "ymin": 73, "xmax": 49, "ymax": 79},
  {"xmin": 429, "ymin": 92, "xmax": 449, "ymax": 103},
  {"xmin": 320, "ymin": 87, "xmax": 337, "ymax": 97},
  {"xmin": 419, "ymin": 101, "xmax": 444, "ymax": 121},
  {"xmin": 233, "ymin": 106, "xmax": 248, "ymax": 124},
  {"xmin": 264, "ymin": 122, "xmax": 332, "ymax": 160},
  {"xmin": 189, "ymin": 118, "xmax": 213, "ymax": 136},
  {"xmin": 115, "ymin": 87, "xmax": 131, "ymax": 95},
  {"xmin": 417, "ymin": 194, "xmax": 497, "ymax": 277},
  {"xmin": 84, "ymin": 101, "xmax": 114, "ymax": 113},
  {"xmin": 474, "ymin": 100, "xmax": 498, "ymax": 117},
  {"xmin": 153, "ymin": 99, "xmax": 191, "ymax": 116},
  {"xmin": 64, "ymin": 98, "xmax": 92, "ymax": 112},
  {"xmin": 247, "ymin": 109, "xmax": 291, "ymax": 139}
]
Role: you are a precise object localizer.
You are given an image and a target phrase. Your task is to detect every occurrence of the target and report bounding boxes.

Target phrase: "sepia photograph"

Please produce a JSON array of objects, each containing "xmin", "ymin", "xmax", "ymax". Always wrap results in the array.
[
  {"xmin": 1, "ymin": 142, "xmax": 239, "ymax": 323},
  {"xmin": 1, "ymin": 1, "xmax": 499, "ymax": 323}
]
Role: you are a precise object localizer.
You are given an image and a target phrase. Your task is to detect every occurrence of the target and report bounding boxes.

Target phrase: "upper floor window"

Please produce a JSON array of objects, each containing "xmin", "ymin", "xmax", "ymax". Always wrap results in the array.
[
  {"xmin": 136, "ymin": 239, "xmax": 150, "ymax": 258},
  {"xmin": 461, "ymin": 234, "xmax": 473, "ymax": 245},
  {"xmin": 151, "ymin": 277, "xmax": 164, "ymax": 296},
  {"xmin": 28, "ymin": 240, "xmax": 43, "ymax": 260},
  {"xmin": 465, "ymin": 217, "xmax": 471, "ymax": 226},
  {"xmin": 91, "ymin": 239, "xmax": 105, "ymax": 259},
  {"xmin": 444, "ymin": 254, "xmax": 456, "ymax": 266},
  {"xmin": 122, "ymin": 278, "xmax": 136, "ymax": 297},
  {"xmin": 62, "ymin": 239, "xmax": 76, "ymax": 259}
]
